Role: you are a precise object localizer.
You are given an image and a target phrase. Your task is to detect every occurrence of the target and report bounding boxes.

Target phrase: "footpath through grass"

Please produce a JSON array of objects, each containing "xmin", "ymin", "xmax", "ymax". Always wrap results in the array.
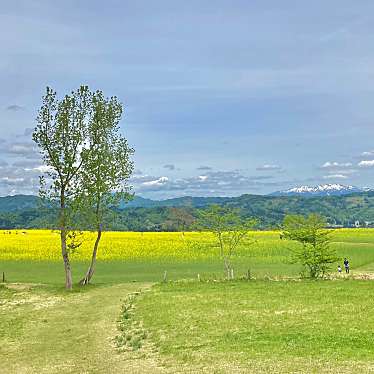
[{"xmin": 0, "ymin": 282, "xmax": 157, "ymax": 374}]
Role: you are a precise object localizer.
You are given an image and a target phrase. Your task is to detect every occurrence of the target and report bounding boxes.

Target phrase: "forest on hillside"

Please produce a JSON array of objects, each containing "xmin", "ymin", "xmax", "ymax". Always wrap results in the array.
[{"xmin": 1, "ymin": 192, "xmax": 374, "ymax": 231}]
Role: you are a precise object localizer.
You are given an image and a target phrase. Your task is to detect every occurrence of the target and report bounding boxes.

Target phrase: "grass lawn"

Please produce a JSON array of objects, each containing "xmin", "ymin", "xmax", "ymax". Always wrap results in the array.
[
  {"xmin": 134, "ymin": 280, "xmax": 374, "ymax": 373},
  {"xmin": 0, "ymin": 259, "xmax": 304, "ymax": 285},
  {"xmin": 2, "ymin": 279, "xmax": 374, "ymax": 373}
]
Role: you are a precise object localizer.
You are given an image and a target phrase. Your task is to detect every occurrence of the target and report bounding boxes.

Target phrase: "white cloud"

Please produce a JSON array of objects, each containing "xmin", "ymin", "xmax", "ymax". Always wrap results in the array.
[
  {"xmin": 361, "ymin": 150, "xmax": 374, "ymax": 157},
  {"xmin": 323, "ymin": 174, "xmax": 348, "ymax": 179},
  {"xmin": 358, "ymin": 160, "xmax": 374, "ymax": 168},
  {"xmin": 142, "ymin": 176, "xmax": 169, "ymax": 186},
  {"xmin": 321, "ymin": 161, "xmax": 352, "ymax": 169},
  {"xmin": 256, "ymin": 164, "xmax": 282, "ymax": 171}
]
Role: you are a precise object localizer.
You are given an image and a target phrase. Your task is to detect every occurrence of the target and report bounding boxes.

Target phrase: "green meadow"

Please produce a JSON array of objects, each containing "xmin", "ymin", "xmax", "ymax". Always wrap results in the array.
[{"xmin": 1, "ymin": 229, "xmax": 374, "ymax": 373}]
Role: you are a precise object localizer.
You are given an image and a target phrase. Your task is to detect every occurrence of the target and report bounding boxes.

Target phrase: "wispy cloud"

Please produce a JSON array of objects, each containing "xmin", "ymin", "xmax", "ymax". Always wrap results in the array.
[
  {"xmin": 323, "ymin": 174, "xmax": 348, "ymax": 179},
  {"xmin": 256, "ymin": 164, "xmax": 282, "ymax": 171},
  {"xmin": 361, "ymin": 150, "xmax": 374, "ymax": 157}
]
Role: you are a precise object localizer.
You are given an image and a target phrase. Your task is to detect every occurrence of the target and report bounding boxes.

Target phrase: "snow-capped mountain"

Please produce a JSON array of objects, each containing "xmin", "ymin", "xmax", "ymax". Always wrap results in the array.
[{"xmin": 270, "ymin": 184, "xmax": 364, "ymax": 197}]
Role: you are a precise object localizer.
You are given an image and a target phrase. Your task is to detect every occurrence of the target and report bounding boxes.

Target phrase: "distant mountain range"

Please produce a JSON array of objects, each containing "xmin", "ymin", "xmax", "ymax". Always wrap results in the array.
[
  {"xmin": 120, "ymin": 195, "xmax": 231, "ymax": 209},
  {"xmin": 0, "ymin": 194, "xmax": 40, "ymax": 212},
  {"xmin": 1, "ymin": 186, "xmax": 374, "ymax": 230},
  {"xmin": 0, "ymin": 184, "xmax": 372, "ymax": 212},
  {"xmin": 0, "ymin": 194, "xmax": 231, "ymax": 212},
  {"xmin": 270, "ymin": 184, "xmax": 370, "ymax": 197}
]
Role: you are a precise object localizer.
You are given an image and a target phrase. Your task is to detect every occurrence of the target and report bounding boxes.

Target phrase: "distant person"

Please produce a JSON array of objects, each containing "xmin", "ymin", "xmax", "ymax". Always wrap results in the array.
[
  {"xmin": 344, "ymin": 258, "xmax": 350, "ymax": 274},
  {"xmin": 337, "ymin": 265, "xmax": 342, "ymax": 274}
]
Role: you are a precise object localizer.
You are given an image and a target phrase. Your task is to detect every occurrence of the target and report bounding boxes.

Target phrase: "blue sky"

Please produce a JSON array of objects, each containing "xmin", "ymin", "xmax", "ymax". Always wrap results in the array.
[{"xmin": 1, "ymin": 1, "xmax": 374, "ymax": 198}]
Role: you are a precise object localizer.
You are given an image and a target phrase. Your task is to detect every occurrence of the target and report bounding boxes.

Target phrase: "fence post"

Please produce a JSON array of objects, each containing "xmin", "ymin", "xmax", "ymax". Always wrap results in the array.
[
  {"xmin": 163, "ymin": 270, "xmax": 167, "ymax": 283},
  {"xmin": 2, "ymin": 271, "xmax": 5, "ymax": 283}
]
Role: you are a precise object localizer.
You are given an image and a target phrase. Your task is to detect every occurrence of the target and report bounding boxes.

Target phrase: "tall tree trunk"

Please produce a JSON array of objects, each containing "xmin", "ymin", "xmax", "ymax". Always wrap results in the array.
[
  {"xmin": 80, "ymin": 224, "xmax": 102, "ymax": 285},
  {"xmin": 223, "ymin": 256, "xmax": 232, "ymax": 280},
  {"xmin": 61, "ymin": 228, "xmax": 73, "ymax": 290},
  {"xmin": 60, "ymin": 190, "xmax": 73, "ymax": 290}
]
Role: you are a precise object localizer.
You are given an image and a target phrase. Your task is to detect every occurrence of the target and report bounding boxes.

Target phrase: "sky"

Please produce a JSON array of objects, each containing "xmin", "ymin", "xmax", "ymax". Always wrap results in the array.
[{"xmin": 1, "ymin": 0, "xmax": 374, "ymax": 199}]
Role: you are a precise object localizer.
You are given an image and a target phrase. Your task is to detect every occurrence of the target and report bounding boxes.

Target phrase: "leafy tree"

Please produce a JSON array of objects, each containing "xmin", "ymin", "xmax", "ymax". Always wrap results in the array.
[
  {"xmin": 195, "ymin": 205, "xmax": 256, "ymax": 279},
  {"xmin": 33, "ymin": 86, "xmax": 93, "ymax": 289},
  {"xmin": 78, "ymin": 90, "xmax": 134, "ymax": 285},
  {"xmin": 282, "ymin": 214, "xmax": 338, "ymax": 278}
]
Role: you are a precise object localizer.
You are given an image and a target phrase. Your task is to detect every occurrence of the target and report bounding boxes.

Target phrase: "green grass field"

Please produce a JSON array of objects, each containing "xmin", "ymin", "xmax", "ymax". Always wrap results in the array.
[
  {"xmin": 135, "ymin": 281, "xmax": 374, "ymax": 373},
  {"xmin": 1, "ymin": 229, "xmax": 374, "ymax": 373}
]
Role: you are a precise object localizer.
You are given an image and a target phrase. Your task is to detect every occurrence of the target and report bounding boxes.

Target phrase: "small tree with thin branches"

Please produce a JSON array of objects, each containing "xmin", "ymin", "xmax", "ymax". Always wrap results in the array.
[
  {"xmin": 195, "ymin": 205, "xmax": 256, "ymax": 279},
  {"xmin": 282, "ymin": 214, "xmax": 338, "ymax": 278}
]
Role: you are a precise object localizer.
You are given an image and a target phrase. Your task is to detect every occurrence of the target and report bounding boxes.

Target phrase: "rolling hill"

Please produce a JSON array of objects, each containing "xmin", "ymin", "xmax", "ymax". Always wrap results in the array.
[{"xmin": 1, "ymin": 190, "xmax": 374, "ymax": 230}]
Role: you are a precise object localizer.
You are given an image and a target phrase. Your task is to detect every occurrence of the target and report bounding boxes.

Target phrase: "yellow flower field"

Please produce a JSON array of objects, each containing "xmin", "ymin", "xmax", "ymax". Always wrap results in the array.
[
  {"xmin": 0, "ymin": 228, "xmax": 373, "ymax": 263},
  {"xmin": 0, "ymin": 229, "xmax": 284, "ymax": 261}
]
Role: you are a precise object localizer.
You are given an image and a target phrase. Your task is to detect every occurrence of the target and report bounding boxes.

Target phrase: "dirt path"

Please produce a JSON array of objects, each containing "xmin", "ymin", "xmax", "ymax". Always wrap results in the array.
[{"xmin": 1, "ymin": 282, "xmax": 171, "ymax": 374}]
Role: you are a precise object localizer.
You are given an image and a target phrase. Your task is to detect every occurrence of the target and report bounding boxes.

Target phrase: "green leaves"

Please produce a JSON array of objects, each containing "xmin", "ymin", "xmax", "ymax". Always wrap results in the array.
[
  {"xmin": 282, "ymin": 214, "xmax": 338, "ymax": 278},
  {"xmin": 33, "ymin": 86, "xmax": 134, "ymax": 231},
  {"xmin": 77, "ymin": 90, "xmax": 134, "ymax": 230}
]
